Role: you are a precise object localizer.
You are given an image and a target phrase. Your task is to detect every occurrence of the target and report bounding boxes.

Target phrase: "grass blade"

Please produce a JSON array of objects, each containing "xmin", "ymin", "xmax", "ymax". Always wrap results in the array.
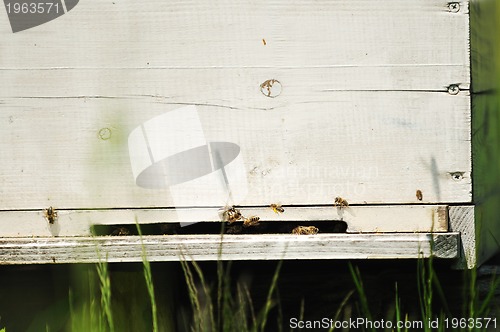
[{"xmin": 136, "ymin": 223, "xmax": 158, "ymax": 332}]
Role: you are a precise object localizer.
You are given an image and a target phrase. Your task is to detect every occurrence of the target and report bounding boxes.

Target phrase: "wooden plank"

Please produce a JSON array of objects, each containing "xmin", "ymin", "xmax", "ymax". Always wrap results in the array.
[
  {"xmin": 0, "ymin": 205, "xmax": 448, "ymax": 237},
  {"xmin": 0, "ymin": 92, "xmax": 471, "ymax": 209},
  {"xmin": 0, "ymin": 0, "xmax": 471, "ymax": 209},
  {"xmin": 0, "ymin": 67, "xmax": 469, "ymax": 98},
  {"xmin": 0, "ymin": 0, "xmax": 469, "ymax": 69},
  {"xmin": 0, "ymin": 233, "xmax": 460, "ymax": 264},
  {"xmin": 449, "ymin": 205, "xmax": 475, "ymax": 269}
]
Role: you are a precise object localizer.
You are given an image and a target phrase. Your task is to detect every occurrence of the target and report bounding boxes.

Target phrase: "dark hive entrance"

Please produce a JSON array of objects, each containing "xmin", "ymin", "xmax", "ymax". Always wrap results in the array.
[{"xmin": 91, "ymin": 220, "xmax": 347, "ymax": 236}]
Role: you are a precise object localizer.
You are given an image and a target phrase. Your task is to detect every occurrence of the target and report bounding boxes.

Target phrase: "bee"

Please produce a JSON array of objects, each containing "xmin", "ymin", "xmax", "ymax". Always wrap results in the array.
[
  {"xmin": 416, "ymin": 190, "xmax": 423, "ymax": 201},
  {"xmin": 292, "ymin": 226, "xmax": 319, "ymax": 235},
  {"xmin": 111, "ymin": 226, "xmax": 130, "ymax": 236},
  {"xmin": 243, "ymin": 216, "xmax": 260, "ymax": 227},
  {"xmin": 221, "ymin": 206, "xmax": 243, "ymax": 224},
  {"xmin": 334, "ymin": 197, "xmax": 349, "ymax": 208},
  {"xmin": 43, "ymin": 206, "xmax": 58, "ymax": 224},
  {"xmin": 270, "ymin": 203, "xmax": 284, "ymax": 214}
]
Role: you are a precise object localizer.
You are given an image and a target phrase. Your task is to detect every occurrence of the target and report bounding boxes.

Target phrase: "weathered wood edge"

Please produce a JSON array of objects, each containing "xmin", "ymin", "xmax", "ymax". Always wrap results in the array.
[
  {"xmin": 449, "ymin": 205, "xmax": 475, "ymax": 269},
  {"xmin": 0, "ymin": 233, "xmax": 459, "ymax": 265},
  {"xmin": 0, "ymin": 205, "xmax": 449, "ymax": 237}
]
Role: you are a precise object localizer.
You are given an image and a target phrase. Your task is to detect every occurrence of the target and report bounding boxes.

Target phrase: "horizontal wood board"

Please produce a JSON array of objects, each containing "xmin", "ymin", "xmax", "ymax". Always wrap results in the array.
[
  {"xmin": 1, "ymin": 1, "xmax": 470, "ymax": 69},
  {"xmin": 0, "ymin": 233, "xmax": 460, "ymax": 264},
  {"xmin": 0, "ymin": 205, "xmax": 448, "ymax": 237},
  {"xmin": 0, "ymin": 93, "xmax": 471, "ymax": 209},
  {"xmin": 0, "ymin": 0, "xmax": 472, "ymax": 211}
]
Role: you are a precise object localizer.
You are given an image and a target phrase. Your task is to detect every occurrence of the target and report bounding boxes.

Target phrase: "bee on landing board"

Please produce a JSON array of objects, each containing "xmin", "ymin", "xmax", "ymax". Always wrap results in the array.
[
  {"xmin": 243, "ymin": 216, "xmax": 260, "ymax": 228},
  {"xmin": 221, "ymin": 206, "xmax": 243, "ymax": 224},
  {"xmin": 416, "ymin": 190, "xmax": 423, "ymax": 201},
  {"xmin": 270, "ymin": 203, "xmax": 284, "ymax": 214},
  {"xmin": 292, "ymin": 226, "xmax": 319, "ymax": 235},
  {"xmin": 334, "ymin": 197, "xmax": 349, "ymax": 208},
  {"xmin": 43, "ymin": 206, "xmax": 58, "ymax": 224}
]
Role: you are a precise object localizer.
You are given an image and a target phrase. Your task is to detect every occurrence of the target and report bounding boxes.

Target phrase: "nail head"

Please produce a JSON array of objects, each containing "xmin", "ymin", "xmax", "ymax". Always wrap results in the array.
[
  {"xmin": 448, "ymin": 2, "xmax": 460, "ymax": 13},
  {"xmin": 98, "ymin": 128, "xmax": 112, "ymax": 140},
  {"xmin": 447, "ymin": 84, "xmax": 460, "ymax": 95}
]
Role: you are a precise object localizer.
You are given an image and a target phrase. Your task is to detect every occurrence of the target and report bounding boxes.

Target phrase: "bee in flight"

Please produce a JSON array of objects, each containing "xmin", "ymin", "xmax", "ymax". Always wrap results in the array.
[
  {"xmin": 334, "ymin": 197, "xmax": 349, "ymax": 208},
  {"xmin": 43, "ymin": 206, "xmax": 58, "ymax": 224},
  {"xmin": 292, "ymin": 226, "xmax": 319, "ymax": 235},
  {"xmin": 243, "ymin": 216, "xmax": 260, "ymax": 228},
  {"xmin": 221, "ymin": 206, "xmax": 243, "ymax": 224},
  {"xmin": 270, "ymin": 203, "xmax": 284, "ymax": 214},
  {"xmin": 416, "ymin": 190, "xmax": 423, "ymax": 201}
]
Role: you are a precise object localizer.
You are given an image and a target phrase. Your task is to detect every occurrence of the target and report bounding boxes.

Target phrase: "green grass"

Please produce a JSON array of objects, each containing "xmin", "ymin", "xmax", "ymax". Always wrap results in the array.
[
  {"xmin": 348, "ymin": 263, "xmax": 374, "ymax": 332},
  {"xmin": 62, "ymin": 226, "xmax": 284, "ymax": 332},
  {"xmin": 179, "ymin": 258, "xmax": 283, "ymax": 332},
  {"xmin": 345, "ymin": 257, "xmax": 500, "ymax": 332},
  {"xmin": 16, "ymin": 223, "xmax": 499, "ymax": 332},
  {"xmin": 96, "ymin": 256, "xmax": 114, "ymax": 332},
  {"xmin": 56, "ymin": 254, "xmax": 500, "ymax": 332},
  {"xmin": 68, "ymin": 266, "xmax": 106, "ymax": 332},
  {"xmin": 137, "ymin": 224, "xmax": 158, "ymax": 332},
  {"xmin": 3, "ymin": 247, "xmax": 496, "ymax": 332}
]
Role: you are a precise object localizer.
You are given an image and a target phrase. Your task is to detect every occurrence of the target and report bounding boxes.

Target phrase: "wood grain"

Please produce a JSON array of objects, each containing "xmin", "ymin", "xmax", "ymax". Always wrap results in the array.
[
  {"xmin": 0, "ymin": 92, "xmax": 472, "ymax": 209},
  {"xmin": 0, "ymin": 233, "xmax": 459, "ymax": 264},
  {"xmin": 0, "ymin": 0, "xmax": 471, "ymax": 209},
  {"xmin": 0, "ymin": 0, "xmax": 469, "ymax": 69},
  {"xmin": 449, "ymin": 205, "xmax": 475, "ymax": 269},
  {"xmin": 0, "ymin": 205, "xmax": 449, "ymax": 237},
  {"xmin": 0, "ymin": 0, "xmax": 472, "ymax": 267}
]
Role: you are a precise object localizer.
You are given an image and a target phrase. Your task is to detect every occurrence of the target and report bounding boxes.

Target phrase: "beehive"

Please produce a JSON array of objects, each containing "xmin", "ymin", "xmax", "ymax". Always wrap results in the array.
[{"xmin": 0, "ymin": 0, "xmax": 498, "ymax": 268}]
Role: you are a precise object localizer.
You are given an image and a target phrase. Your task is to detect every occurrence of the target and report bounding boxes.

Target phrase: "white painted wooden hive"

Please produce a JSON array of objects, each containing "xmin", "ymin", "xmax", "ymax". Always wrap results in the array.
[{"xmin": 1, "ymin": 0, "xmax": 498, "ymax": 268}]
